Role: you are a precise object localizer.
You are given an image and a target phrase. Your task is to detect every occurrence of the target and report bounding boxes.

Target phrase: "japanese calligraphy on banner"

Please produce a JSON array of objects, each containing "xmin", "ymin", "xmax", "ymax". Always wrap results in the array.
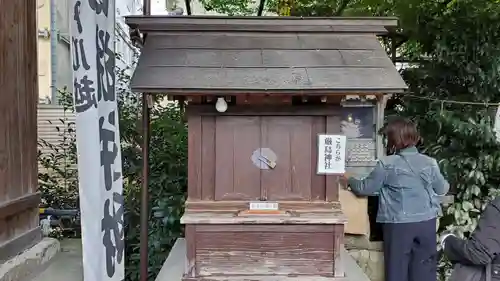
[
  {"xmin": 317, "ymin": 135, "xmax": 347, "ymax": 174},
  {"xmin": 70, "ymin": 1, "xmax": 124, "ymax": 281}
]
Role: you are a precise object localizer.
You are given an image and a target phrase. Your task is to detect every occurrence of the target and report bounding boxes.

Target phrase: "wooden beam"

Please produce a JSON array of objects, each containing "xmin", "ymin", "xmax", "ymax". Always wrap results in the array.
[
  {"xmin": 0, "ymin": 192, "xmax": 40, "ymax": 220},
  {"xmin": 131, "ymin": 88, "xmax": 398, "ymax": 96},
  {"xmin": 125, "ymin": 16, "xmax": 400, "ymax": 31},
  {"xmin": 186, "ymin": 105, "xmax": 343, "ymax": 116},
  {"xmin": 185, "ymin": 200, "xmax": 341, "ymax": 212}
]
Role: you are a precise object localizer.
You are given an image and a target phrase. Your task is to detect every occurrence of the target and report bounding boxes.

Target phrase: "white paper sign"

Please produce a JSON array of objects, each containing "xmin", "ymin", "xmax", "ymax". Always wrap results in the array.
[
  {"xmin": 70, "ymin": 1, "xmax": 124, "ymax": 281},
  {"xmin": 249, "ymin": 202, "xmax": 279, "ymax": 211},
  {"xmin": 317, "ymin": 134, "xmax": 347, "ymax": 174}
]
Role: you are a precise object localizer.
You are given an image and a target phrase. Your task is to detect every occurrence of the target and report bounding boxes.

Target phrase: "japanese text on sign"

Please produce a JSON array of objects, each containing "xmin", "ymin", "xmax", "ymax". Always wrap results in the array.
[
  {"xmin": 70, "ymin": 0, "xmax": 124, "ymax": 280},
  {"xmin": 317, "ymin": 135, "xmax": 347, "ymax": 174}
]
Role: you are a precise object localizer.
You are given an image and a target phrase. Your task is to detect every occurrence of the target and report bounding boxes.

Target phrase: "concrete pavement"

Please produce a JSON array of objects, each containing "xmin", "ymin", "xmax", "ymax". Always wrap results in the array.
[{"xmin": 31, "ymin": 239, "xmax": 83, "ymax": 281}]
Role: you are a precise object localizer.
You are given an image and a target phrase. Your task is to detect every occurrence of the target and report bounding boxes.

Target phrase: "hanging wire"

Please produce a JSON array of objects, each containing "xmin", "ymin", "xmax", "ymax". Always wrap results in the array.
[{"xmin": 401, "ymin": 93, "xmax": 500, "ymax": 107}]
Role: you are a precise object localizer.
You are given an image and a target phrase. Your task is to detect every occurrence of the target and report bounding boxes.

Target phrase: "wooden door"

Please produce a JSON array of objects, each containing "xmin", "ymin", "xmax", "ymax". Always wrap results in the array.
[
  {"xmin": 260, "ymin": 116, "xmax": 313, "ymax": 201},
  {"xmin": 215, "ymin": 116, "xmax": 261, "ymax": 200},
  {"xmin": 212, "ymin": 114, "xmax": 331, "ymax": 202}
]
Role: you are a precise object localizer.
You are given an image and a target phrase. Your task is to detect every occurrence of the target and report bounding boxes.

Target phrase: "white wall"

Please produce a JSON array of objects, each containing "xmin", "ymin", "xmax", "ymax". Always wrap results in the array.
[
  {"xmin": 55, "ymin": 0, "xmax": 72, "ymax": 92},
  {"xmin": 116, "ymin": 0, "xmax": 142, "ymax": 69}
]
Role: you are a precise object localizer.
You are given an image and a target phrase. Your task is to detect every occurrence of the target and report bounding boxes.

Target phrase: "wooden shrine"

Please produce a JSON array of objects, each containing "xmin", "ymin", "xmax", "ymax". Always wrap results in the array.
[{"xmin": 126, "ymin": 16, "xmax": 407, "ymax": 281}]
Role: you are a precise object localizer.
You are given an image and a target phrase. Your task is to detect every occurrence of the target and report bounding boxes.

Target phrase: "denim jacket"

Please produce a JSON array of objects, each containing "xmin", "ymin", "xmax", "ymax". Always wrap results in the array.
[{"xmin": 348, "ymin": 146, "xmax": 450, "ymax": 223}]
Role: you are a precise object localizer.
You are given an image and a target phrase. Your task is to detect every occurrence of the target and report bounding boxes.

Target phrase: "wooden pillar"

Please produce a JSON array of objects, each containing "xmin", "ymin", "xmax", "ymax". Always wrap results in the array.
[{"xmin": 0, "ymin": 0, "xmax": 41, "ymax": 262}]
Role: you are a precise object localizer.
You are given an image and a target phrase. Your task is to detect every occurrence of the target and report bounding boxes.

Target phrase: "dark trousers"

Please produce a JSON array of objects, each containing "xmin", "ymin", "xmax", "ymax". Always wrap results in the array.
[{"xmin": 383, "ymin": 219, "xmax": 437, "ymax": 281}]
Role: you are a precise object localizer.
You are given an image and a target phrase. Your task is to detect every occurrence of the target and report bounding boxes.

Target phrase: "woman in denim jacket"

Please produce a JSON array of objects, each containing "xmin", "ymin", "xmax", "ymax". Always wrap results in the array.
[{"xmin": 345, "ymin": 118, "xmax": 449, "ymax": 281}]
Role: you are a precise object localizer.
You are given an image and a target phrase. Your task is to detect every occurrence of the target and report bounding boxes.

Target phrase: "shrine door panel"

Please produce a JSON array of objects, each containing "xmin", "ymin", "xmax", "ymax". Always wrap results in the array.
[
  {"xmin": 215, "ymin": 116, "xmax": 261, "ymax": 200},
  {"xmin": 260, "ymin": 116, "xmax": 317, "ymax": 201}
]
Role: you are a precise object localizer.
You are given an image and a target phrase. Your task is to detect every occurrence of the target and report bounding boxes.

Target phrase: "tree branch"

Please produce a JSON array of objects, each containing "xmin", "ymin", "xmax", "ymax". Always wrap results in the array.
[
  {"xmin": 257, "ymin": 0, "xmax": 266, "ymax": 16},
  {"xmin": 394, "ymin": 57, "xmax": 430, "ymax": 63},
  {"xmin": 184, "ymin": 0, "xmax": 192, "ymax": 15},
  {"xmin": 334, "ymin": 0, "xmax": 351, "ymax": 16},
  {"xmin": 440, "ymin": 0, "xmax": 454, "ymax": 10},
  {"xmin": 386, "ymin": 30, "xmax": 410, "ymax": 49},
  {"xmin": 395, "ymin": 36, "xmax": 409, "ymax": 49}
]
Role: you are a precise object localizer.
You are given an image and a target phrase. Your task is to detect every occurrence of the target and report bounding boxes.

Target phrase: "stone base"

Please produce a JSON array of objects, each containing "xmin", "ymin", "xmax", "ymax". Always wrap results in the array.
[
  {"xmin": 0, "ymin": 238, "xmax": 60, "ymax": 281},
  {"xmin": 345, "ymin": 235, "xmax": 384, "ymax": 281}
]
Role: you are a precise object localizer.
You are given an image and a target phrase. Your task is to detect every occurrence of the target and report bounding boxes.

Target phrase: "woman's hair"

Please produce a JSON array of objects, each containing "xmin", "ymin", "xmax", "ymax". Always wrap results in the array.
[{"xmin": 379, "ymin": 117, "xmax": 420, "ymax": 154}]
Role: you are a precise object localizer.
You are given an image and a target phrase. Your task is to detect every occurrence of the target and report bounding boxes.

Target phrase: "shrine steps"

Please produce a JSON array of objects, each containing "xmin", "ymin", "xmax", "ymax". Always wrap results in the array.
[{"xmin": 155, "ymin": 239, "xmax": 372, "ymax": 281}]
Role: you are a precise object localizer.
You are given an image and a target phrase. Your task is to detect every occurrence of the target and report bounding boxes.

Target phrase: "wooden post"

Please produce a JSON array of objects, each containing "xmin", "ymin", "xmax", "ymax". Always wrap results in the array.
[
  {"xmin": 0, "ymin": 0, "xmax": 41, "ymax": 262},
  {"xmin": 139, "ymin": 1, "xmax": 151, "ymax": 281}
]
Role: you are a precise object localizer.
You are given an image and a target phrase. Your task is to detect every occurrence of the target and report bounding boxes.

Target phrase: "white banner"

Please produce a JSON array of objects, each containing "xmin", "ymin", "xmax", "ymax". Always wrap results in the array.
[{"xmin": 70, "ymin": 1, "xmax": 124, "ymax": 281}]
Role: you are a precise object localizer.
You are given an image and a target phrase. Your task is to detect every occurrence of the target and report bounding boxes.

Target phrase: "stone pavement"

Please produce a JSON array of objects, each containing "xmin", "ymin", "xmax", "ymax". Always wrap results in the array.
[
  {"xmin": 0, "ymin": 238, "xmax": 59, "ymax": 281},
  {"xmin": 31, "ymin": 239, "xmax": 83, "ymax": 281}
]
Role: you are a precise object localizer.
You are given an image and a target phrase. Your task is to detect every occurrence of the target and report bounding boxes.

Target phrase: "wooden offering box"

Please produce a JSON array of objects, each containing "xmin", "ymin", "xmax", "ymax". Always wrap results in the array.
[
  {"xmin": 126, "ymin": 16, "xmax": 407, "ymax": 281},
  {"xmin": 183, "ymin": 110, "xmax": 348, "ymax": 280}
]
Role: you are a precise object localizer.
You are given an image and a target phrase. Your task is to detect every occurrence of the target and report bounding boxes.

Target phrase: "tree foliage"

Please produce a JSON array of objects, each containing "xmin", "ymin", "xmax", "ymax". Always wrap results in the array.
[
  {"xmin": 199, "ymin": 0, "xmax": 389, "ymax": 16},
  {"xmin": 388, "ymin": 1, "xmax": 498, "ymax": 280},
  {"xmin": 38, "ymin": 101, "xmax": 78, "ymax": 210},
  {"xmin": 122, "ymin": 99, "xmax": 187, "ymax": 281},
  {"xmin": 395, "ymin": 1, "xmax": 500, "ymax": 277}
]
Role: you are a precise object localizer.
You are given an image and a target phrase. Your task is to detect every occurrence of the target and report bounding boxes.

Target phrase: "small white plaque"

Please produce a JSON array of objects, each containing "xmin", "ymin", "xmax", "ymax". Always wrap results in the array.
[
  {"xmin": 317, "ymin": 134, "xmax": 347, "ymax": 174},
  {"xmin": 249, "ymin": 201, "xmax": 279, "ymax": 211}
]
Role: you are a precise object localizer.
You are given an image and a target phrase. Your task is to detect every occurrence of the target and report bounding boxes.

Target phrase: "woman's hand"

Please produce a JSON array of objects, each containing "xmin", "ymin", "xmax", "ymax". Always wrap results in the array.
[{"xmin": 340, "ymin": 173, "xmax": 351, "ymax": 190}]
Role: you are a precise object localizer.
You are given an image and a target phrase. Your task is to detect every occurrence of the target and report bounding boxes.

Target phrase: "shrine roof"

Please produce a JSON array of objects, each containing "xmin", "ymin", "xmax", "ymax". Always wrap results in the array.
[{"xmin": 126, "ymin": 16, "xmax": 408, "ymax": 95}]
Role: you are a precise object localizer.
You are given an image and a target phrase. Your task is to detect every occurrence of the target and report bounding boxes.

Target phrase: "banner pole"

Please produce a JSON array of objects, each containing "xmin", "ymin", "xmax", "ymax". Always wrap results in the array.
[{"xmin": 139, "ymin": 2, "xmax": 151, "ymax": 281}]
